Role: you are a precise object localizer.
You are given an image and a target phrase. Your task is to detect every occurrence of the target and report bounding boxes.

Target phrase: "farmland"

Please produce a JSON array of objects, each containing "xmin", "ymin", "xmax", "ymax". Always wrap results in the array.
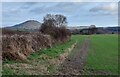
[
  {"xmin": 2, "ymin": 34, "xmax": 118, "ymax": 75},
  {"xmin": 84, "ymin": 34, "xmax": 118, "ymax": 75}
]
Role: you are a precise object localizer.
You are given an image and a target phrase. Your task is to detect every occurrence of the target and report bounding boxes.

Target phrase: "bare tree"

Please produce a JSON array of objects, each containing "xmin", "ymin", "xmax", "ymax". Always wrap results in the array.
[
  {"xmin": 43, "ymin": 14, "xmax": 67, "ymax": 27},
  {"xmin": 40, "ymin": 14, "xmax": 71, "ymax": 41}
]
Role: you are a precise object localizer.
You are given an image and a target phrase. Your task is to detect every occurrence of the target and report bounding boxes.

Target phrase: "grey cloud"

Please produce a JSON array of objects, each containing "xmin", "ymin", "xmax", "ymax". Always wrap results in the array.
[
  {"xmin": 89, "ymin": 7, "xmax": 100, "ymax": 12},
  {"xmin": 24, "ymin": 2, "xmax": 38, "ymax": 5},
  {"xmin": 29, "ymin": 2, "xmax": 85, "ymax": 15},
  {"xmin": 29, "ymin": 5, "xmax": 47, "ymax": 14},
  {"xmin": 89, "ymin": 3, "xmax": 118, "ymax": 15},
  {"xmin": 21, "ymin": 2, "xmax": 38, "ymax": 9}
]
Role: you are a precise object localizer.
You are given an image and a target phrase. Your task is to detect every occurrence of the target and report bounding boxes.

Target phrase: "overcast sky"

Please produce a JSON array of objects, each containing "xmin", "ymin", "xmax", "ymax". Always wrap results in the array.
[{"xmin": 2, "ymin": 2, "xmax": 118, "ymax": 27}]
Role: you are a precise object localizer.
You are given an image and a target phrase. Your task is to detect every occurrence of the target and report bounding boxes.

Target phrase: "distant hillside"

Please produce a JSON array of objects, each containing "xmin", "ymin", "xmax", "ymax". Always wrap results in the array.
[
  {"xmin": 67, "ymin": 26, "xmax": 120, "ymax": 34},
  {"xmin": 105, "ymin": 27, "xmax": 120, "ymax": 34},
  {"xmin": 5, "ymin": 20, "xmax": 41, "ymax": 31},
  {"xmin": 97, "ymin": 27, "xmax": 112, "ymax": 34}
]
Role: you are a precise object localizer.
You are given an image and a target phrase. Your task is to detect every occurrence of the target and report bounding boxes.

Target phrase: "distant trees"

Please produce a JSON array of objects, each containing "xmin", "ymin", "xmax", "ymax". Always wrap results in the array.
[{"xmin": 40, "ymin": 14, "xmax": 71, "ymax": 41}]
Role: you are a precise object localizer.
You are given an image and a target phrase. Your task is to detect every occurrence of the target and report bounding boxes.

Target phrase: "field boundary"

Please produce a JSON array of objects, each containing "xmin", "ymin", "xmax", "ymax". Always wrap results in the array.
[
  {"xmin": 3, "ymin": 41, "xmax": 77, "ymax": 75},
  {"xmin": 56, "ymin": 37, "xmax": 90, "ymax": 75}
]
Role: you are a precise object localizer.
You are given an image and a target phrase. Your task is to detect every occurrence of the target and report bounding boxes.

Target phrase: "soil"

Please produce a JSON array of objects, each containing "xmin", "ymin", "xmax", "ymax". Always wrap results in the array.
[{"xmin": 56, "ymin": 37, "xmax": 90, "ymax": 75}]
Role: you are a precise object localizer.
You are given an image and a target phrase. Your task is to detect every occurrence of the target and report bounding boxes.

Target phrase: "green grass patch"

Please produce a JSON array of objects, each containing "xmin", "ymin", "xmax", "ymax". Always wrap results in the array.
[
  {"xmin": 84, "ymin": 34, "xmax": 118, "ymax": 74},
  {"xmin": 2, "ymin": 67, "xmax": 15, "ymax": 75},
  {"xmin": 3, "ymin": 59, "xmax": 21, "ymax": 64},
  {"xmin": 68, "ymin": 35, "xmax": 87, "ymax": 57},
  {"xmin": 28, "ymin": 35, "xmax": 80, "ymax": 60}
]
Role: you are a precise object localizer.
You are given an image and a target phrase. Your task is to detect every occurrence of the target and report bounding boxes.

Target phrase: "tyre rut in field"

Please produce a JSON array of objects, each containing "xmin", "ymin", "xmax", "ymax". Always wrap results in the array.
[{"xmin": 56, "ymin": 37, "xmax": 90, "ymax": 75}]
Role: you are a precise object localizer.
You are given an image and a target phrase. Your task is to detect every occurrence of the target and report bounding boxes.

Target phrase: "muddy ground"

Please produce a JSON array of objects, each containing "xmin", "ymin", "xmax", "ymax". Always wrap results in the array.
[{"xmin": 56, "ymin": 37, "xmax": 90, "ymax": 75}]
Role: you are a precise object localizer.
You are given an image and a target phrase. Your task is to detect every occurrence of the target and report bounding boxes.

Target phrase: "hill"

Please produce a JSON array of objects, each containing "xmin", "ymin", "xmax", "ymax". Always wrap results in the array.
[{"xmin": 5, "ymin": 20, "xmax": 41, "ymax": 31}]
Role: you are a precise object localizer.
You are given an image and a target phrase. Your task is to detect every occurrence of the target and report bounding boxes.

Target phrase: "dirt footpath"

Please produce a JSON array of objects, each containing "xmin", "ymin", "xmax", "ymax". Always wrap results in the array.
[{"xmin": 56, "ymin": 37, "xmax": 90, "ymax": 75}]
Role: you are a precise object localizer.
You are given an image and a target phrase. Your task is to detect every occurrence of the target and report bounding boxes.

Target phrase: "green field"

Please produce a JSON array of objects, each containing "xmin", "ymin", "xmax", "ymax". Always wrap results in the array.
[{"xmin": 84, "ymin": 34, "xmax": 118, "ymax": 74}]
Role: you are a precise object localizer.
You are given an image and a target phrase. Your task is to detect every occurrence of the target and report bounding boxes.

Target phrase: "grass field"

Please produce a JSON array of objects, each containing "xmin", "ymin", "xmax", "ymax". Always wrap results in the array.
[{"xmin": 84, "ymin": 34, "xmax": 118, "ymax": 75}]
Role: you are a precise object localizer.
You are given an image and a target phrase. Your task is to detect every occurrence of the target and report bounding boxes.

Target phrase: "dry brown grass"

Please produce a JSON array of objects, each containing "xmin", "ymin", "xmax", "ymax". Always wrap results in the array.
[{"xmin": 2, "ymin": 32, "xmax": 53, "ymax": 62}]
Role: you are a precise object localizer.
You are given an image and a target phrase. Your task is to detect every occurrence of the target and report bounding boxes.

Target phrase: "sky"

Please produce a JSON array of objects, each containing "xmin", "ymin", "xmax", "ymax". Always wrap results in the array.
[{"xmin": 1, "ymin": 2, "xmax": 118, "ymax": 27}]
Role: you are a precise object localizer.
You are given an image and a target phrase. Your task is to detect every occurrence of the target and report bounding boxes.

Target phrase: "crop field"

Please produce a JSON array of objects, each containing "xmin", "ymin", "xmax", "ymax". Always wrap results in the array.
[
  {"xmin": 84, "ymin": 34, "xmax": 118, "ymax": 75},
  {"xmin": 2, "ymin": 34, "xmax": 118, "ymax": 75}
]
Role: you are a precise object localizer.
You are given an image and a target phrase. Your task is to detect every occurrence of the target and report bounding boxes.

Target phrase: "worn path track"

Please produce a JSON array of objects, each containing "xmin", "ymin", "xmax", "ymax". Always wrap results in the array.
[{"xmin": 56, "ymin": 37, "xmax": 90, "ymax": 75}]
